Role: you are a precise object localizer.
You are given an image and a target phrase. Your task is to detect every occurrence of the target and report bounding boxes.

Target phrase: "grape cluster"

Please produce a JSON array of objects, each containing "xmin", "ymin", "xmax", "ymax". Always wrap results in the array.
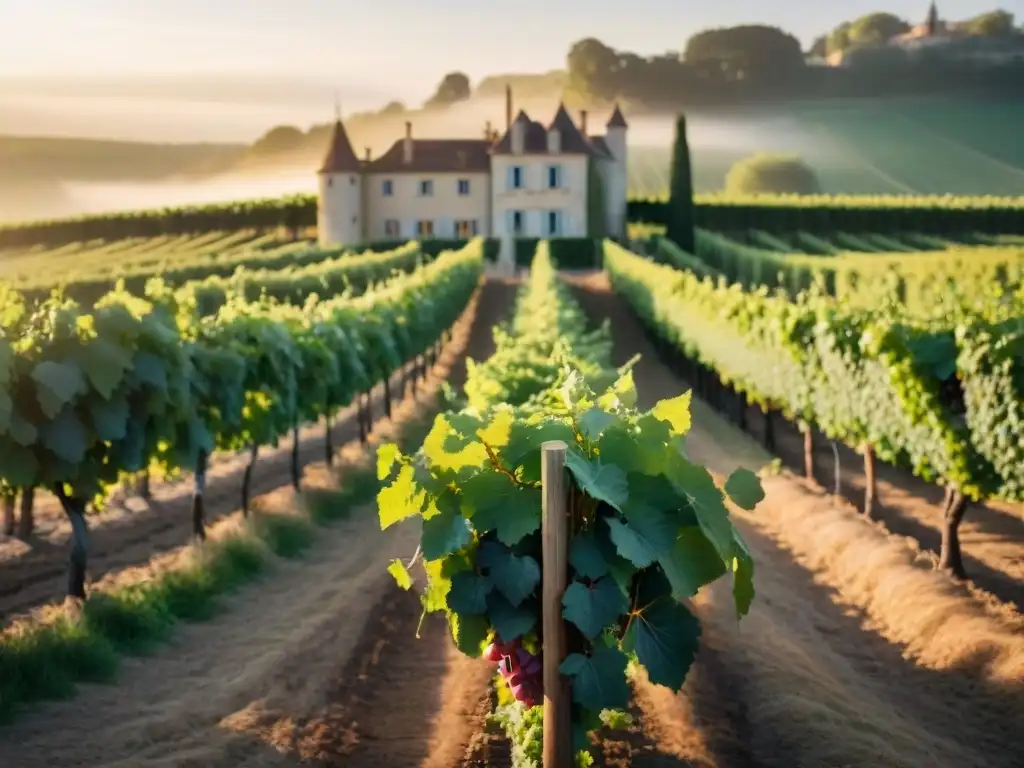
[{"xmin": 485, "ymin": 639, "xmax": 543, "ymax": 708}]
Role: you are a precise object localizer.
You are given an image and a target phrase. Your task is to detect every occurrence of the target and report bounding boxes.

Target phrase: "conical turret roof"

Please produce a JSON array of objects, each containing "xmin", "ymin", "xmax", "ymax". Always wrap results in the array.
[
  {"xmin": 319, "ymin": 119, "xmax": 361, "ymax": 173},
  {"xmin": 607, "ymin": 104, "xmax": 628, "ymax": 128}
]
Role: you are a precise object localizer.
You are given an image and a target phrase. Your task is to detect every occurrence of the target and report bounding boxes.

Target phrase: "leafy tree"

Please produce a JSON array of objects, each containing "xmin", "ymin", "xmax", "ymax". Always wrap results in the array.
[
  {"xmin": 724, "ymin": 154, "xmax": 821, "ymax": 195},
  {"xmin": 962, "ymin": 10, "xmax": 1016, "ymax": 36},
  {"xmin": 848, "ymin": 13, "xmax": 910, "ymax": 47},
  {"xmin": 666, "ymin": 115, "xmax": 695, "ymax": 254},
  {"xmin": 425, "ymin": 72, "xmax": 472, "ymax": 108},
  {"xmin": 566, "ymin": 37, "xmax": 620, "ymax": 103},
  {"xmin": 683, "ymin": 25, "xmax": 805, "ymax": 81},
  {"xmin": 808, "ymin": 35, "xmax": 828, "ymax": 57},
  {"xmin": 250, "ymin": 125, "xmax": 305, "ymax": 155}
]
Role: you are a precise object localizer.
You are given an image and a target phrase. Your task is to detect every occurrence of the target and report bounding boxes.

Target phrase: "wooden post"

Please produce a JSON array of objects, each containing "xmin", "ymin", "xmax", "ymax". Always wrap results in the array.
[
  {"xmin": 863, "ymin": 443, "xmax": 876, "ymax": 518},
  {"xmin": 803, "ymin": 425, "xmax": 815, "ymax": 483},
  {"xmin": 541, "ymin": 441, "xmax": 572, "ymax": 768}
]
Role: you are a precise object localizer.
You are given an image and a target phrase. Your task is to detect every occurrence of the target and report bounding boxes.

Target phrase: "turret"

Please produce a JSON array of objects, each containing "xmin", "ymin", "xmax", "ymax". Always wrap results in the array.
[
  {"xmin": 317, "ymin": 116, "xmax": 363, "ymax": 247},
  {"xmin": 604, "ymin": 104, "xmax": 629, "ymax": 238}
]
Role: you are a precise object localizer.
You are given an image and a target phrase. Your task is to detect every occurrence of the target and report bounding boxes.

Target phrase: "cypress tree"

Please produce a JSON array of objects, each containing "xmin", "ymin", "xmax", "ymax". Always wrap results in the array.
[{"xmin": 667, "ymin": 114, "xmax": 696, "ymax": 254}]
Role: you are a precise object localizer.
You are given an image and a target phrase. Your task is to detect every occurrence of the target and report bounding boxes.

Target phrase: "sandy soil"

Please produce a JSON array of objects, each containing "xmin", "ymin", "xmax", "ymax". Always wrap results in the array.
[
  {"xmin": 753, "ymin": 413, "xmax": 1024, "ymax": 611},
  {"xmin": 567, "ymin": 272, "xmax": 1024, "ymax": 768}
]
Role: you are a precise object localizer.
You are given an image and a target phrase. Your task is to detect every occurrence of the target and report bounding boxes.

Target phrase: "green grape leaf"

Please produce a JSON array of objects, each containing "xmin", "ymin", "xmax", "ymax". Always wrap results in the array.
[
  {"xmin": 32, "ymin": 360, "xmax": 85, "ymax": 419},
  {"xmin": 39, "ymin": 408, "xmax": 89, "ymax": 465},
  {"xmin": 421, "ymin": 504, "xmax": 472, "ymax": 561},
  {"xmin": 665, "ymin": 455, "xmax": 735, "ymax": 561},
  {"xmin": 598, "ymin": 421, "xmax": 668, "ymax": 477},
  {"xmin": 578, "ymin": 408, "xmax": 616, "ymax": 441},
  {"xmin": 387, "ymin": 558, "xmax": 413, "ymax": 590},
  {"xmin": 732, "ymin": 531, "xmax": 755, "ymax": 617},
  {"xmin": 449, "ymin": 611, "xmax": 489, "ymax": 657},
  {"xmin": 422, "ymin": 414, "xmax": 488, "ymax": 473},
  {"xmin": 724, "ymin": 468, "xmax": 765, "ymax": 511},
  {"xmin": 657, "ymin": 527, "xmax": 726, "ymax": 600},
  {"xmin": 562, "ymin": 577, "xmax": 629, "ymax": 638},
  {"xmin": 569, "ymin": 531, "xmax": 611, "ymax": 580},
  {"xmin": 89, "ymin": 395, "xmax": 130, "ymax": 442},
  {"xmin": 377, "ymin": 443, "xmax": 401, "ymax": 480},
  {"xmin": 478, "ymin": 541, "xmax": 540, "ymax": 607},
  {"xmin": 132, "ymin": 352, "xmax": 168, "ymax": 392},
  {"xmin": 0, "ymin": 443, "xmax": 38, "ymax": 487},
  {"xmin": 0, "ymin": 390, "xmax": 11, "ymax": 435},
  {"xmin": 650, "ymin": 391, "xmax": 692, "ymax": 437},
  {"xmin": 462, "ymin": 470, "xmax": 542, "ymax": 546},
  {"xmin": 80, "ymin": 337, "xmax": 132, "ymax": 400},
  {"xmin": 488, "ymin": 592, "xmax": 537, "ymax": 643},
  {"xmin": 7, "ymin": 413, "xmax": 38, "ymax": 447},
  {"xmin": 477, "ymin": 407, "xmax": 514, "ymax": 449},
  {"xmin": 378, "ymin": 464, "xmax": 426, "ymax": 530},
  {"xmin": 560, "ymin": 646, "xmax": 631, "ymax": 712},
  {"xmin": 605, "ymin": 502, "xmax": 676, "ymax": 568},
  {"xmin": 565, "ymin": 451, "xmax": 628, "ymax": 511},
  {"xmin": 623, "ymin": 596, "xmax": 701, "ymax": 692},
  {"xmin": 605, "ymin": 518, "xmax": 656, "ymax": 568},
  {"xmin": 447, "ymin": 571, "xmax": 492, "ymax": 615},
  {"xmin": 503, "ymin": 420, "xmax": 576, "ymax": 477},
  {"xmin": 598, "ymin": 368, "xmax": 637, "ymax": 410}
]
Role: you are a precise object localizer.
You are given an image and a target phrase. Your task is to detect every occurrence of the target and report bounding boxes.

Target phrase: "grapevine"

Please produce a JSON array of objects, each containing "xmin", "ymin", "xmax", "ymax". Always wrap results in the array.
[
  {"xmin": 0, "ymin": 239, "xmax": 484, "ymax": 595},
  {"xmin": 377, "ymin": 242, "xmax": 762, "ymax": 765}
]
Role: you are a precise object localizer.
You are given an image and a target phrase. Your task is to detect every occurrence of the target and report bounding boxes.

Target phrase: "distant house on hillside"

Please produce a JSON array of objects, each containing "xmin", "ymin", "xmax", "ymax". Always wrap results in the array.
[
  {"xmin": 315, "ymin": 86, "xmax": 629, "ymax": 254},
  {"xmin": 827, "ymin": 2, "xmax": 1024, "ymax": 67}
]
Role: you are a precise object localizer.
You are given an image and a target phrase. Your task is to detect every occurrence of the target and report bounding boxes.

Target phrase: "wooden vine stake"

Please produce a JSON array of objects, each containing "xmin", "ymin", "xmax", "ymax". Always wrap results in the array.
[{"xmin": 541, "ymin": 440, "xmax": 573, "ymax": 768}]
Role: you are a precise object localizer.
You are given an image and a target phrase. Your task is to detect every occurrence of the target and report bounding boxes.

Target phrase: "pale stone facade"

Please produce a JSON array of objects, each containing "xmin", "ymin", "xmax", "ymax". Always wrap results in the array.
[{"xmin": 316, "ymin": 90, "xmax": 629, "ymax": 248}]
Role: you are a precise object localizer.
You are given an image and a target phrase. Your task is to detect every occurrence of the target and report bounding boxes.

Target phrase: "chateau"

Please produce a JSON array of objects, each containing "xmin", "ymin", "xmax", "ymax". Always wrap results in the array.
[{"xmin": 316, "ymin": 87, "xmax": 629, "ymax": 249}]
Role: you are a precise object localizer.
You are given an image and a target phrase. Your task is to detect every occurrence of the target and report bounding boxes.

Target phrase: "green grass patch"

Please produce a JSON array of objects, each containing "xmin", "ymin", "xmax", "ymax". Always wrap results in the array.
[{"xmin": 252, "ymin": 512, "xmax": 315, "ymax": 558}]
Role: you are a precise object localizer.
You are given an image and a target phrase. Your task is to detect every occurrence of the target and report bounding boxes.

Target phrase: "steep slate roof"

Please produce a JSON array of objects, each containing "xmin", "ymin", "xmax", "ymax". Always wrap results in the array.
[
  {"xmin": 491, "ymin": 106, "xmax": 597, "ymax": 156},
  {"xmin": 365, "ymin": 138, "xmax": 490, "ymax": 173},
  {"xmin": 589, "ymin": 136, "xmax": 613, "ymax": 158},
  {"xmin": 319, "ymin": 119, "xmax": 361, "ymax": 173},
  {"xmin": 548, "ymin": 104, "xmax": 596, "ymax": 154},
  {"xmin": 607, "ymin": 104, "xmax": 628, "ymax": 128}
]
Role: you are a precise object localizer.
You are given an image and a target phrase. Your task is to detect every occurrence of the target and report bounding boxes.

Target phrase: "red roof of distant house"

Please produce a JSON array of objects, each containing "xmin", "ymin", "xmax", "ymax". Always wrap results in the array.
[{"xmin": 319, "ymin": 119, "xmax": 361, "ymax": 173}]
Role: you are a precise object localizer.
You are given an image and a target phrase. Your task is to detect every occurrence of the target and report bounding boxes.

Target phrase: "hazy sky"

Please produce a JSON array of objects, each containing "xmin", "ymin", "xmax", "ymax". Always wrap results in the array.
[{"xmin": 0, "ymin": 0, "xmax": 1018, "ymax": 141}]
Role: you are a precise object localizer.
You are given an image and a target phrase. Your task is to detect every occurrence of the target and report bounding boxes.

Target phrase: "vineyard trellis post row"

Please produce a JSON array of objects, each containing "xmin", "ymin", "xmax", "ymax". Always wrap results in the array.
[{"xmin": 541, "ymin": 440, "xmax": 573, "ymax": 767}]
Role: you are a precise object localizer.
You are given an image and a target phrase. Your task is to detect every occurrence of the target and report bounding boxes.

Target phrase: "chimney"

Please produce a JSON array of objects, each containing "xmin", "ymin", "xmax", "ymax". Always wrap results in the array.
[
  {"xmin": 365, "ymin": 147, "xmax": 371, "ymax": 161},
  {"xmin": 505, "ymin": 85, "xmax": 513, "ymax": 131},
  {"xmin": 511, "ymin": 118, "xmax": 525, "ymax": 155},
  {"xmin": 485, "ymin": 120, "xmax": 492, "ymax": 141},
  {"xmin": 580, "ymin": 110, "xmax": 588, "ymax": 137},
  {"xmin": 403, "ymin": 122, "xmax": 413, "ymax": 164}
]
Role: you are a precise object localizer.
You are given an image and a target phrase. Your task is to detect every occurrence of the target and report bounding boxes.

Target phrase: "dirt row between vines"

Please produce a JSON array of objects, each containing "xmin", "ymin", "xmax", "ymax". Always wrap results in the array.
[
  {"xmin": 0, "ymin": 293, "xmax": 486, "ymax": 626},
  {"xmin": 568, "ymin": 272, "xmax": 1024, "ymax": 768}
]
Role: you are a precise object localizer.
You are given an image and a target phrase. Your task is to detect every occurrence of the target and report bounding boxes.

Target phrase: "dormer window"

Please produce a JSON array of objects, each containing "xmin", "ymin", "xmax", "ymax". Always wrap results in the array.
[{"xmin": 547, "ymin": 129, "xmax": 561, "ymax": 154}]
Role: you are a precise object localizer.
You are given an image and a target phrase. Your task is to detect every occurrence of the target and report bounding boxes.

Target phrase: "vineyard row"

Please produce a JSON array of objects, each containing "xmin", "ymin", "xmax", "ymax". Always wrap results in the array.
[
  {"xmin": 604, "ymin": 241, "xmax": 1023, "ymax": 577},
  {"xmin": 379, "ymin": 242, "xmax": 762, "ymax": 763},
  {"xmin": 0, "ymin": 240, "xmax": 484, "ymax": 596},
  {"xmin": 648, "ymin": 231, "xmax": 1024, "ymax": 314},
  {"xmin": 4, "ymin": 190, "xmax": 1024, "ymax": 249}
]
